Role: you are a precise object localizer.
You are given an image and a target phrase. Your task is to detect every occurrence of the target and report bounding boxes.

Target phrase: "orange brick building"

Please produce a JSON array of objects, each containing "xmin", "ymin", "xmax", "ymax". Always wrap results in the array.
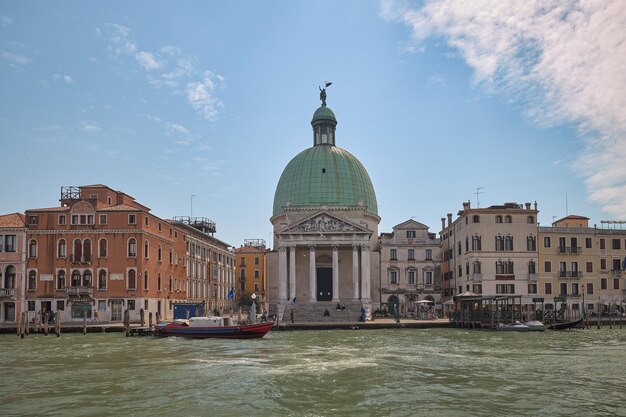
[
  {"xmin": 234, "ymin": 239, "xmax": 268, "ymax": 306},
  {"xmin": 0, "ymin": 213, "xmax": 27, "ymax": 323}
]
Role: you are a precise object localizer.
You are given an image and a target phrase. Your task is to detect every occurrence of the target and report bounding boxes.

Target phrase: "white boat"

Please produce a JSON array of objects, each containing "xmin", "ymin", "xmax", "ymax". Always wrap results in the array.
[
  {"xmin": 523, "ymin": 320, "xmax": 546, "ymax": 331},
  {"xmin": 497, "ymin": 321, "xmax": 530, "ymax": 331}
]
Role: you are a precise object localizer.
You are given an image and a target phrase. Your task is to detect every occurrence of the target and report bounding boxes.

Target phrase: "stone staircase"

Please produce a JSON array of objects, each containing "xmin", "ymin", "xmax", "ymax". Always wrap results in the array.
[{"xmin": 280, "ymin": 301, "xmax": 363, "ymax": 323}]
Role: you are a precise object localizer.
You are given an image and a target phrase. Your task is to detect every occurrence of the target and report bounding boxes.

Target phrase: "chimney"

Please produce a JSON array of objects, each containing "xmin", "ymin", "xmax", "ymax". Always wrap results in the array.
[
  {"xmin": 447, "ymin": 213, "xmax": 452, "ymax": 226},
  {"xmin": 462, "ymin": 201, "xmax": 470, "ymax": 210},
  {"xmin": 534, "ymin": 201, "xmax": 538, "ymax": 210},
  {"xmin": 525, "ymin": 202, "xmax": 531, "ymax": 210},
  {"xmin": 441, "ymin": 218, "xmax": 446, "ymax": 230}
]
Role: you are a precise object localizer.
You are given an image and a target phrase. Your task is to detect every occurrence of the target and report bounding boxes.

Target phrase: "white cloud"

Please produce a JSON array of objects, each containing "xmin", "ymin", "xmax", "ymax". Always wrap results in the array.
[
  {"xmin": 166, "ymin": 122, "xmax": 189, "ymax": 135},
  {"xmin": 1, "ymin": 16, "xmax": 12, "ymax": 27},
  {"xmin": 53, "ymin": 73, "xmax": 73, "ymax": 83},
  {"xmin": 135, "ymin": 51, "xmax": 162, "ymax": 70},
  {"xmin": 186, "ymin": 71, "xmax": 224, "ymax": 120},
  {"xmin": 2, "ymin": 51, "xmax": 31, "ymax": 65},
  {"xmin": 77, "ymin": 121, "xmax": 100, "ymax": 133},
  {"xmin": 100, "ymin": 23, "xmax": 136, "ymax": 56},
  {"xmin": 382, "ymin": 0, "xmax": 626, "ymax": 219}
]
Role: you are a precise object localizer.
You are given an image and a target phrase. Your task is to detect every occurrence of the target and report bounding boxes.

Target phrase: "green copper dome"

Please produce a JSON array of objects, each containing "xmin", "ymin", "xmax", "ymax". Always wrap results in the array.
[
  {"xmin": 273, "ymin": 145, "xmax": 378, "ymax": 216},
  {"xmin": 312, "ymin": 105, "xmax": 336, "ymax": 123}
]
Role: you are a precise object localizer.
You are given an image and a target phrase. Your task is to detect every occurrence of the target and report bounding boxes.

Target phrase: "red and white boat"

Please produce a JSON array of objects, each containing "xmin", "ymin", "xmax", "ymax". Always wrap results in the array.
[{"xmin": 153, "ymin": 316, "xmax": 273, "ymax": 339}]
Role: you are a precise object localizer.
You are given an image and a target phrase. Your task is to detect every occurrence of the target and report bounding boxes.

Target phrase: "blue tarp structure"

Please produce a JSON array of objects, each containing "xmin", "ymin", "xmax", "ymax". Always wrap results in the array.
[{"xmin": 173, "ymin": 303, "xmax": 204, "ymax": 319}]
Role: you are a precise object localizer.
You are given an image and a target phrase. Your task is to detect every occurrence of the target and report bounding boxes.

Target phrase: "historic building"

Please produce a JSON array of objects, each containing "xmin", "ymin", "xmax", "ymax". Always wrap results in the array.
[
  {"xmin": 267, "ymin": 89, "xmax": 380, "ymax": 321},
  {"xmin": 379, "ymin": 219, "xmax": 441, "ymax": 316},
  {"xmin": 234, "ymin": 239, "xmax": 268, "ymax": 303},
  {"xmin": 0, "ymin": 213, "xmax": 27, "ymax": 323},
  {"xmin": 20, "ymin": 184, "xmax": 235, "ymax": 323},
  {"xmin": 537, "ymin": 215, "xmax": 626, "ymax": 314},
  {"xmin": 440, "ymin": 201, "xmax": 539, "ymax": 304}
]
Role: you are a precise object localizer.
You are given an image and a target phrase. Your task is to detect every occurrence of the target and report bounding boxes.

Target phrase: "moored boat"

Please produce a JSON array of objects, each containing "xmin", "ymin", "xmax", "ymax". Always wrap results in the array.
[
  {"xmin": 523, "ymin": 320, "xmax": 546, "ymax": 331},
  {"xmin": 546, "ymin": 317, "xmax": 583, "ymax": 331},
  {"xmin": 153, "ymin": 316, "xmax": 274, "ymax": 339},
  {"xmin": 497, "ymin": 321, "xmax": 530, "ymax": 331}
]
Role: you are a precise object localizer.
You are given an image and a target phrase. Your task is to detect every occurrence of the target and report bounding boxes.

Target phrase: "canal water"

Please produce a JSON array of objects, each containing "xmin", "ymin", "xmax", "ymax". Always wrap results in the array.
[{"xmin": 1, "ymin": 328, "xmax": 625, "ymax": 417}]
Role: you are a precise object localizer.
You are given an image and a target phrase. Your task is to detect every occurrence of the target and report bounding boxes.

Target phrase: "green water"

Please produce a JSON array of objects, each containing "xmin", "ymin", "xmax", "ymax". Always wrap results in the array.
[{"xmin": 1, "ymin": 328, "xmax": 625, "ymax": 417}]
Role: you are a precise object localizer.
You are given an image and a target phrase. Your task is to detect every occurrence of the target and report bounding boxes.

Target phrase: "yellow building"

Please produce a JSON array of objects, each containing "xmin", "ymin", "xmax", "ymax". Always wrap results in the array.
[
  {"xmin": 538, "ymin": 215, "xmax": 626, "ymax": 316},
  {"xmin": 234, "ymin": 239, "xmax": 268, "ymax": 305}
]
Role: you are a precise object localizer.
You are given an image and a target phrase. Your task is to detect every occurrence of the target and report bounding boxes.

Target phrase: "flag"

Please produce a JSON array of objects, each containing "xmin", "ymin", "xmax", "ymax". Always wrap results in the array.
[
  {"xmin": 228, "ymin": 287, "xmax": 235, "ymax": 300},
  {"xmin": 622, "ymin": 256, "xmax": 626, "ymax": 271}
]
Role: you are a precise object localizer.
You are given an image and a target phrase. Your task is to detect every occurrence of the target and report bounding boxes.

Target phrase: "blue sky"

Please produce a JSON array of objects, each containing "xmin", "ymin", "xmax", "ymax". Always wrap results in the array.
[{"xmin": 2, "ymin": 1, "xmax": 625, "ymax": 246}]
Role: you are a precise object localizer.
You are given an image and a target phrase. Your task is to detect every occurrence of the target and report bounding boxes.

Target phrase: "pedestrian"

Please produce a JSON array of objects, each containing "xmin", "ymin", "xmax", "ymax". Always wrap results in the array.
[
  {"xmin": 290, "ymin": 309, "xmax": 294, "ymax": 323},
  {"xmin": 93, "ymin": 310, "xmax": 99, "ymax": 323},
  {"xmin": 323, "ymin": 308, "xmax": 330, "ymax": 317}
]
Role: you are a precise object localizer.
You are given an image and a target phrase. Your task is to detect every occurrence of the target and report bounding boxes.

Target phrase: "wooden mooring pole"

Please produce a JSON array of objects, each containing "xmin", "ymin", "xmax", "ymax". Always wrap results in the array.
[
  {"xmin": 56, "ymin": 315, "xmax": 61, "ymax": 337},
  {"xmin": 83, "ymin": 311, "xmax": 87, "ymax": 335}
]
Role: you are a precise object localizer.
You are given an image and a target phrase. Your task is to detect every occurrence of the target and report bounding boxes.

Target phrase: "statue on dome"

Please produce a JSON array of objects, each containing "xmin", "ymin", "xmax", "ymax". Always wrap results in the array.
[{"xmin": 319, "ymin": 81, "xmax": 332, "ymax": 106}]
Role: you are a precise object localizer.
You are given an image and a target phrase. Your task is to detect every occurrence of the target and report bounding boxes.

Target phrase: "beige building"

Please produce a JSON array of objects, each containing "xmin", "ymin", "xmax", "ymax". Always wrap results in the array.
[
  {"xmin": 379, "ymin": 219, "xmax": 441, "ymax": 315},
  {"xmin": 234, "ymin": 239, "xmax": 268, "ymax": 303},
  {"xmin": 440, "ymin": 201, "xmax": 539, "ymax": 303},
  {"xmin": 537, "ymin": 215, "xmax": 626, "ymax": 314}
]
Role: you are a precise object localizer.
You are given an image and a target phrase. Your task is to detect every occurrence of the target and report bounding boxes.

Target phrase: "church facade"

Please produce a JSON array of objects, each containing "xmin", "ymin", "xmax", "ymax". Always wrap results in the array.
[{"xmin": 267, "ymin": 91, "xmax": 380, "ymax": 321}]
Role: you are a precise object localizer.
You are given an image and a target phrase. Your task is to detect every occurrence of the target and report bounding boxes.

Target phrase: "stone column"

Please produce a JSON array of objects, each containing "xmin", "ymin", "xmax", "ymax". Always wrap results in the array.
[
  {"xmin": 332, "ymin": 245, "xmax": 339, "ymax": 302},
  {"xmin": 352, "ymin": 245, "xmax": 359, "ymax": 300},
  {"xmin": 361, "ymin": 245, "xmax": 371, "ymax": 302},
  {"xmin": 278, "ymin": 246, "xmax": 287, "ymax": 302},
  {"xmin": 309, "ymin": 245, "xmax": 316, "ymax": 302},
  {"xmin": 289, "ymin": 245, "xmax": 296, "ymax": 301}
]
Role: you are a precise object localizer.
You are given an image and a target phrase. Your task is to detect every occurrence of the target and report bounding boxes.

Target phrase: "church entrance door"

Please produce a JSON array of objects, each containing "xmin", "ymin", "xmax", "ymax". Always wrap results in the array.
[{"xmin": 316, "ymin": 268, "xmax": 332, "ymax": 301}]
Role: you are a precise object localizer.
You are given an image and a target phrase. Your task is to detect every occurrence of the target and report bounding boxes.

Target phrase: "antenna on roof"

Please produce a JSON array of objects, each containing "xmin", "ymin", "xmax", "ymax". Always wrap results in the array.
[
  {"xmin": 565, "ymin": 192, "xmax": 569, "ymax": 216},
  {"xmin": 475, "ymin": 187, "xmax": 484, "ymax": 208},
  {"xmin": 190, "ymin": 194, "xmax": 196, "ymax": 218}
]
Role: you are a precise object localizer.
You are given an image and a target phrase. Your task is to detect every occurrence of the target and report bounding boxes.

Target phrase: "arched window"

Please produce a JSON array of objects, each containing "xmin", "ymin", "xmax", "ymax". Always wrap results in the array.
[
  {"xmin": 28, "ymin": 270, "xmax": 37, "ymax": 290},
  {"xmin": 505, "ymin": 236, "xmax": 514, "ymax": 251},
  {"xmin": 496, "ymin": 215, "xmax": 503, "ymax": 223},
  {"xmin": 99, "ymin": 239, "xmax": 108, "ymax": 258},
  {"xmin": 169, "ymin": 248, "xmax": 173, "ymax": 264},
  {"xmin": 389, "ymin": 269, "xmax": 398, "ymax": 284},
  {"xmin": 473, "ymin": 261, "xmax": 481, "ymax": 274},
  {"xmin": 527, "ymin": 216, "xmax": 535, "ymax": 224},
  {"xmin": 496, "ymin": 260, "xmax": 504, "ymax": 274},
  {"xmin": 157, "ymin": 273, "xmax": 162, "ymax": 291},
  {"xmin": 73, "ymin": 239, "xmax": 83, "ymax": 262},
  {"xmin": 4, "ymin": 265, "xmax": 16, "ymax": 288},
  {"xmin": 58, "ymin": 239, "xmax": 67, "ymax": 258},
  {"xmin": 98, "ymin": 269, "xmax": 107, "ymax": 290},
  {"xmin": 504, "ymin": 261, "xmax": 514, "ymax": 274},
  {"xmin": 495, "ymin": 236, "xmax": 504, "ymax": 251},
  {"xmin": 240, "ymin": 268, "xmax": 246, "ymax": 280},
  {"xmin": 28, "ymin": 239, "xmax": 37, "ymax": 258},
  {"xmin": 144, "ymin": 271, "xmax": 149, "ymax": 291},
  {"xmin": 529, "ymin": 260, "xmax": 536, "ymax": 274},
  {"xmin": 158, "ymin": 244, "xmax": 162, "ymax": 262},
  {"xmin": 144, "ymin": 240, "xmax": 149, "ymax": 258},
  {"xmin": 71, "ymin": 270, "xmax": 81, "ymax": 287},
  {"xmin": 169, "ymin": 275, "xmax": 172, "ymax": 291},
  {"xmin": 527, "ymin": 236, "xmax": 536, "ymax": 251},
  {"xmin": 472, "ymin": 215, "xmax": 480, "ymax": 223},
  {"xmin": 465, "ymin": 262, "xmax": 470, "ymax": 275},
  {"xmin": 407, "ymin": 269, "xmax": 416, "ymax": 285},
  {"xmin": 128, "ymin": 238, "xmax": 137, "ymax": 257},
  {"xmin": 83, "ymin": 239, "xmax": 92, "ymax": 262},
  {"xmin": 57, "ymin": 270, "xmax": 66, "ymax": 289},
  {"xmin": 505, "ymin": 215, "xmax": 512, "ymax": 223},
  {"xmin": 128, "ymin": 269, "xmax": 136, "ymax": 290},
  {"xmin": 83, "ymin": 270, "xmax": 92, "ymax": 287},
  {"xmin": 472, "ymin": 235, "xmax": 482, "ymax": 251}
]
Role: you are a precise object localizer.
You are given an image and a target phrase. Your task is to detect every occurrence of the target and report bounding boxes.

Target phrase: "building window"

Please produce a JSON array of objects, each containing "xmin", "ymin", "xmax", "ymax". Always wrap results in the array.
[
  {"xmin": 473, "ymin": 215, "xmax": 480, "ymax": 223},
  {"xmin": 600, "ymin": 239, "xmax": 605, "ymax": 250},
  {"xmin": 495, "ymin": 236, "xmax": 504, "ymax": 251},
  {"xmin": 471, "ymin": 236, "xmax": 481, "ymax": 251},
  {"xmin": 528, "ymin": 284, "xmax": 537, "ymax": 294},
  {"xmin": 504, "ymin": 215, "xmax": 511, "ymax": 223},
  {"xmin": 28, "ymin": 271, "xmax": 37, "ymax": 290},
  {"xmin": 157, "ymin": 273, "xmax": 162, "ymax": 291},
  {"xmin": 254, "ymin": 269, "xmax": 260, "ymax": 279},
  {"xmin": 560, "ymin": 283, "xmax": 567, "ymax": 296},
  {"xmin": 128, "ymin": 269, "xmax": 137, "ymax": 290},
  {"xmin": 83, "ymin": 239, "xmax": 91, "ymax": 262},
  {"xmin": 587, "ymin": 283, "xmax": 593, "ymax": 295},
  {"xmin": 169, "ymin": 248, "xmax": 173, "ymax": 265},
  {"xmin": 545, "ymin": 282, "xmax": 552, "ymax": 295},
  {"xmin": 601, "ymin": 278, "xmax": 607, "ymax": 290},
  {"xmin": 71, "ymin": 270, "xmax": 80, "ymax": 287},
  {"xmin": 129, "ymin": 214, "xmax": 136, "ymax": 225},
  {"xmin": 586, "ymin": 262, "xmax": 593, "ymax": 273},
  {"xmin": 73, "ymin": 239, "xmax": 83, "ymax": 262},
  {"xmin": 496, "ymin": 215, "xmax": 503, "ymax": 223},
  {"xmin": 99, "ymin": 214, "xmax": 107, "ymax": 225},
  {"xmin": 144, "ymin": 271, "xmax": 149, "ymax": 291},
  {"xmin": 407, "ymin": 270, "xmax": 416, "ymax": 285},
  {"xmin": 57, "ymin": 270, "xmax": 66, "ymax": 289},
  {"xmin": 600, "ymin": 258, "xmax": 606, "ymax": 270},
  {"xmin": 56, "ymin": 239, "xmax": 66, "ymax": 258},
  {"xmin": 505, "ymin": 236, "xmax": 514, "ymax": 251},
  {"xmin": 98, "ymin": 269, "xmax": 107, "ymax": 290},
  {"xmin": 544, "ymin": 237, "xmax": 551, "ymax": 248},
  {"xmin": 145, "ymin": 217, "xmax": 149, "ymax": 226},
  {"xmin": 83, "ymin": 270, "xmax": 92, "ymax": 287},
  {"xmin": 473, "ymin": 261, "xmax": 481, "ymax": 274},
  {"xmin": 406, "ymin": 230, "xmax": 416, "ymax": 238},
  {"xmin": 408, "ymin": 249, "xmax": 415, "ymax": 260},
  {"xmin": 57, "ymin": 300, "xmax": 65, "ymax": 311},
  {"xmin": 158, "ymin": 245, "xmax": 162, "ymax": 262},
  {"xmin": 614, "ymin": 279, "xmax": 620, "ymax": 290},
  {"xmin": 527, "ymin": 216, "xmax": 534, "ymax": 224},
  {"xmin": 28, "ymin": 240, "xmax": 37, "ymax": 258},
  {"xmin": 527, "ymin": 236, "xmax": 536, "ymax": 251},
  {"xmin": 425, "ymin": 249, "xmax": 432, "ymax": 260},
  {"xmin": 158, "ymin": 222, "xmax": 162, "ymax": 231},
  {"xmin": 390, "ymin": 249, "xmax": 397, "ymax": 260},
  {"xmin": 128, "ymin": 238, "xmax": 137, "ymax": 257},
  {"xmin": 99, "ymin": 239, "xmax": 107, "ymax": 258},
  {"xmin": 496, "ymin": 284, "xmax": 515, "ymax": 294},
  {"xmin": 612, "ymin": 239, "xmax": 621, "ymax": 250},
  {"xmin": 389, "ymin": 269, "xmax": 398, "ymax": 284},
  {"xmin": 255, "ymin": 257, "xmax": 260, "ymax": 265},
  {"xmin": 544, "ymin": 261, "xmax": 551, "ymax": 272},
  {"xmin": 29, "ymin": 215, "xmax": 38, "ymax": 225},
  {"xmin": 425, "ymin": 271, "xmax": 433, "ymax": 285},
  {"xmin": 58, "ymin": 215, "xmax": 66, "ymax": 225},
  {"xmin": 4, "ymin": 235, "xmax": 16, "ymax": 252},
  {"xmin": 529, "ymin": 261, "xmax": 536, "ymax": 274},
  {"xmin": 585, "ymin": 238, "xmax": 592, "ymax": 249}
]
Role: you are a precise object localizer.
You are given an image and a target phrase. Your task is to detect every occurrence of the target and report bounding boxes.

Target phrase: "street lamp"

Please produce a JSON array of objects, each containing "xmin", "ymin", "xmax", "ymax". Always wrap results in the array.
[{"xmin": 251, "ymin": 293, "xmax": 257, "ymax": 323}]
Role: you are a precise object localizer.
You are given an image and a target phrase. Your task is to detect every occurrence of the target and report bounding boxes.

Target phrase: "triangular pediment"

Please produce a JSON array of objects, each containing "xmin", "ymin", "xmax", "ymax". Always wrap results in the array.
[{"xmin": 280, "ymin": 211, "xmax": 369, "ymax": 235}]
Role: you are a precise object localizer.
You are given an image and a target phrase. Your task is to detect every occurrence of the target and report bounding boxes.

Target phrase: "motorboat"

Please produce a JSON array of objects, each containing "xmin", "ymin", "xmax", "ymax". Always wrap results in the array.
[
  {"xmin": 547, "ymin": 317, "xmax": 583, "ymax": 331},
  {"xmin": 523, "ymin": 320, "xmax": 546, "ymax": 331},
  {"xmin": 497, "ymin": 321, "xmax": 530, "ymax": 331},
  {"xmin": 153, "ymin": 316, "xmax": 273, "ymax": 339}
]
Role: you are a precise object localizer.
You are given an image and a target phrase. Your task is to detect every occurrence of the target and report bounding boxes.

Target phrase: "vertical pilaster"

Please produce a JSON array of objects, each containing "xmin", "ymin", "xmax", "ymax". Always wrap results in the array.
[
  {"xmin": 278, "ymin": 246, "xmax": 287, "ymax": 302},
  {"xmin": 361, "ymin": 245, "xmax": 371, "ymax": 302},
  {"xmin": 289, "ymin": 245, "xmax": 296, "ymax": 301},
  {"xmin": 332, "ymin": 245, "xmax": 339, "ymax": 302},
  {"xmin": 309, "ymin": 245, "xmax": 316, "ymax": 302},
  {"xmin": 352, "ymin": 245, "xmax": 359, "ymax": 300}
]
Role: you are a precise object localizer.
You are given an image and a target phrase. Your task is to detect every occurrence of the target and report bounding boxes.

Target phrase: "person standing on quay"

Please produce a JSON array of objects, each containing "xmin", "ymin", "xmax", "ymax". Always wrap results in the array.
[
  {"xmin": 93, "ymin": 310, "xmax": 99, "ymax": 323},
  {"xmin": 290, "ymin": 309, "xmax": 294, "ymax": 323}
]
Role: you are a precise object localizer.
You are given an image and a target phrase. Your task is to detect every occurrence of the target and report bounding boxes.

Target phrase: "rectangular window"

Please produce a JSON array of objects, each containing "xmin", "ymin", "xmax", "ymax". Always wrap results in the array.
[
  {"xmin": 425, "ymin": 249, "xmax": 432, "ymax": 260},
  {"xmin": 612, "ymin": 239, "xmax": 621, "ymax": 250},
  {"xmin": 58, "ymin": 215, "xmax": 66, "ymax": 225},
  {"xmin": 544, "ymin": 261, "xmax": 551, "ymax": 273},
  {"xmin": 425, "ymin": 271, "xmax": 433, "ymax": 285},
  {"xmin": 600, "ymin": 258, "xmax": 607, "ymax": 270},
  {"xmin": 408, "ymin": 270, "xmax": 415, "ymax": 285},
  {"xmin": 28, "ymin": 301, "xmax": 36, "ymax": 311},
  {"xmin": 255, "ymin": 257, "xmax": 260, "ymax": 265},
  {"xmin": 99, "ymin": 214, "xmax": 107, "ymax": 225},
  {"xmin": 390, "ymin": 249, "xmax": 397, "ymax": 260},
  {"xmin": 29, "ymin": 215, "xmax": 37, "ymax": 225},
  {"xmin": 544, "ymin": 236, "xmax": 551, "ymax": 248},
  {"xmin": 528, "ymin": 284, "xmax": 537, "ymax": 294},
  {"xmin": 128, "ymin": 300, "xmax": 136, "ymax": 311},
  {"xmin": 601, "ymin": 278, "xmax": 607, "ymax": 290},
  {"xmin": 545, "ymin": 282, "xmax": 552, "ymax": 295},
  {"xmin": 586, "ymin": 262, "xmax": 593, "ymax": 273},
  {"xmin": 5, "ymin": 235, "xmax": 16, "ymax": 252},
  {"xmin": 587, "ymin": 283, "xmax": 593, "ymax": 295},
  {"xmin": 129, "ymin": 214, "xmax": 136, "ymax": 225},
  {"xmin": 560, "ymin": 283, "xmax": 567, "ymax": 296},
  {"xmin": 158, "ymin": 222, "xmax": 162, "ymax": 231},
  {"xmin": 145, "ymin": 217, "xmax": 149, "ymax": 226},
  {"xmin": 254, "ymin": 270, "xmax": 260, "ymax": 278},
  {"xmin": 406, "ymin": 230, "xmax": 416, "ymax": 238},
  {"xmin": 614, "ymin": 279, "xmax": 620, "ymax": 290},
  {"xmin": 57, "ymin": 300, "xmax": 65, "ymax": 311},
  {"xmin": 71, "ymin": 215, "xmax": 79, "ymax": 225},
  {"xmin": 600, "ymin": 239, "xmax": 605, "ymax": 250},
  {"xmin": 585, "ymin": 238, "xmax": 592, "ymax": 249},
  {"xmin": 408, "ymin": 249, "xmax": 415, "ymax": 260},
  {"xmin": 390, "ymin": 270, "xmax": 398, "ymax": 284}
]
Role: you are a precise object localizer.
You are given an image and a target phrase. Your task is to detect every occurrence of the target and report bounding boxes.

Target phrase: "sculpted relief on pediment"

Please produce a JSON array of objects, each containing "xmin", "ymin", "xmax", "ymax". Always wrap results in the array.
[{"xmin": 286, "ymin": 213, "xmax": 365, "ymax": 234}]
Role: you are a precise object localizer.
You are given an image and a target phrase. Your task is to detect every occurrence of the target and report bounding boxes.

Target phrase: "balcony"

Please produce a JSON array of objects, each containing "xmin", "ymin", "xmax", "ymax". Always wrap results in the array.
[
  {"xmin": 558, "ymin": 246, "xmax": 581, "ymax": 254},
  {"xmin": 71, "ymin": 254, "xmax": 92, "ymax": 264},
  {"xmin": 558, "ymin": 271, "xmax": 568, "ymax": 278},
  {"xmin": 570, "ymin": 271, "xmax": 582, "ymax": 279},
  {"xmin": 0, "ymin": 288, "xmax": 17, "ymax": 298},
  {"xmin": 611, "ymin": 269, "xmax": 622, "ymax": 276},
  {"xmin": 528, "ymin": 274, "xmax": 538, "ymax": 281},
  {"xmin": 67, "ymin": 286, "xmax": 94, "ymax": 296}
]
